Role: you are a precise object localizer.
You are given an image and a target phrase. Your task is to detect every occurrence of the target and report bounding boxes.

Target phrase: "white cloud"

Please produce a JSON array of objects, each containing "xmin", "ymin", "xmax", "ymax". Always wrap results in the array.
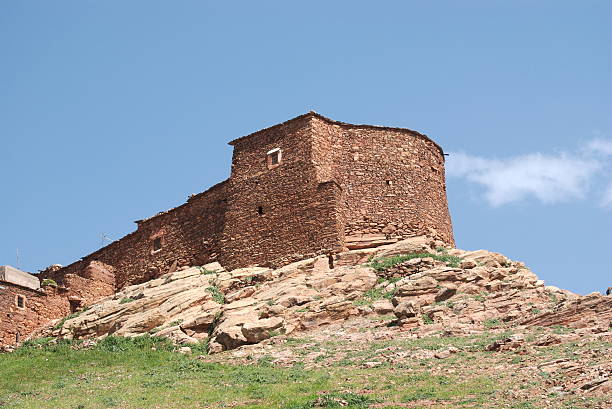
[
  {"xmin": 447, "ymin": 137, "xmax": 612, "ymax": 207},
  {"xmin": 586, "ymin": 138, "xmax": 612, "ymax": 156}
]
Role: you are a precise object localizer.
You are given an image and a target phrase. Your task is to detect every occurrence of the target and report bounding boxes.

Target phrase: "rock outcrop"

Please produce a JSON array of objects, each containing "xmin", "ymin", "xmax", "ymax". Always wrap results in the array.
[{"xmin": 39, "ymin": 237, "xmax": 611, "ymax": 356}]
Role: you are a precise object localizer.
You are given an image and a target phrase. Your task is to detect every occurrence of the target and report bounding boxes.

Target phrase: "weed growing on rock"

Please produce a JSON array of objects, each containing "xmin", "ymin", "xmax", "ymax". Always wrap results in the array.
[
  {"xmin": 206, "ymin": 286, "xmax": 225, "ymax": 304},
  {"xmin": 369, "ymin": 252, "xmax": 462, "ymax": 271},
  {"xmin": 119, "ymin": 297, "xmax": 136, "ymax": 304}
]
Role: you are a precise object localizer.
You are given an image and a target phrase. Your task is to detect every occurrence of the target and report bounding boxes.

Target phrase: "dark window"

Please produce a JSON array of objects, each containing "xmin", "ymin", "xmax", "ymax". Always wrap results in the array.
[
  {"xmin": 386, "ymin": 180, "xmax": 393, "ymax": 186},
  {"xmin": 270, "ymin": 151, "xmax": 280, "ymax": 165},
  {"xmin": 16, "ymin": 295, "xmax": 24, "ymax": 308},
  {"xmin": 153, "ymin": 237, "xmax": 162, "ymax": 251},
  {"xmin": 257, "ymin": 206, "xmax": 264, "ymax": 216}
]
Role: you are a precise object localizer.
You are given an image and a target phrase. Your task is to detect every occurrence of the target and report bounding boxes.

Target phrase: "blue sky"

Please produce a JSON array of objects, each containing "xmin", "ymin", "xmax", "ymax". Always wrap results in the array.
[{"xmin": 1, "ymin": 1, "xmax": 610, "ymax": 294}]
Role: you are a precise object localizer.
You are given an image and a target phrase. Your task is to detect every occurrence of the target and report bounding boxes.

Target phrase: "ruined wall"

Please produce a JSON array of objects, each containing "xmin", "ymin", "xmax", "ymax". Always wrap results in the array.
[
  {"xmin": 42, "ymin": 181, "xmax": 228, "ymax": 289},
  {"xmin": 0, "ymin": 283, "xmax": 71, "ymax": 346},
  {"xmin": 221, "ymin": 116, "xmax": 344, "ymax": 269},
  {"xmin": 310, "ymin": 115, "xmax": 454, "ymax": 247}
]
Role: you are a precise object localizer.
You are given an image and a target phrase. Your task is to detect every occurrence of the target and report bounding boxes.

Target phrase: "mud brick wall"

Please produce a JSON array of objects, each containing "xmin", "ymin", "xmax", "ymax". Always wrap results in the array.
[
  {"xmin": 42, "ymin": 181, "xmax": 228, "ymax": 289},
  {"xmin": 221, "ymin": 116, "xmax": 344, "ymax": 269},
  {"xmin": 310, "ymin": 115, "xmax": 454, "ymax": 246},
  {"xmin": 0, "ymin": 283, "xmax": 70, "ymax": 346}
]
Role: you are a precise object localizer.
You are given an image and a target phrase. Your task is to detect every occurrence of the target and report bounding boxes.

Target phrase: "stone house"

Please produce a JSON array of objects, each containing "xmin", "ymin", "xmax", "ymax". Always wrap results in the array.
[{"xmin": 2, "ymin": 112, "xmax": 454, "ymax": 345}]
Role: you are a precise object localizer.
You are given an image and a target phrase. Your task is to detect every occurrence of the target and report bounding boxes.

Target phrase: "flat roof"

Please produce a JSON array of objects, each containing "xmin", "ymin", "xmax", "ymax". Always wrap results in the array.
[{"xmin": 227, "ymin": 111, "xmax": 444, "ymax": 155}]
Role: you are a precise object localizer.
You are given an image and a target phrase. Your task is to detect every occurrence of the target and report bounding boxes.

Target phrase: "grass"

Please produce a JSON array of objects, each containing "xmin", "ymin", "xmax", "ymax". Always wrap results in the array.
[
  {"xmin": 0, "ymin": 335, "xmax": 502, "ymax": 409},
  {"xmin": 484, "ymin": 318, "xmax": 502, "ymax": 329},
  {"xmin": 353, "ymin": 287, "xmax": 394, "ymax": 306},
  {"xmin": 369, "ymin": 252, "xmax": 462, "ymax": 272},
  {"xmin": 119, "ymin": 297, "xmax": 136, "ymax": 304},
  {"xmin": 4, "ymin": 332, "xmax": 608, "ymax": 408},
  {"xmin": 53, "ymin": 311, "xmax": 83, "ymax": 330}
]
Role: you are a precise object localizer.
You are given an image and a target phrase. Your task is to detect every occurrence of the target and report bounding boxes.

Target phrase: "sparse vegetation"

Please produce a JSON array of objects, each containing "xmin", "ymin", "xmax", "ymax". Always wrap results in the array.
[
  {"xmin": 422, "ymin": 313, "xmax": 434, "ymax": 325},
  {"xmin": 2, "ymin": 329, "xmax": 607, "ymax": 409},
  {"xmin": 206, "ymin": 285, "xmax": 225, "ymax": 304},
  {"xmin": 353, "ymin": 287, "xmax": 394, "ymax": 306},
  {"xmin": 369, "ymin": 252, "xmax": 462, "ymax": 271},
  {"xmin": 52, "ymin": 311, "xmax": 82, "ymax": 330},
  {"xmin": 484, "ymin": 318, "xmax": 502, "ymax": 329},
  {"xmin": 119, "ymin": 297, "xmax": 136, "ymax": 304},
  {"xmin": 41, "ymin": 279, "xmax": 58, "ymax": 287},
  {"xmin": 197, "ymin": 266, "xmax": 216, "ymax": 275}
]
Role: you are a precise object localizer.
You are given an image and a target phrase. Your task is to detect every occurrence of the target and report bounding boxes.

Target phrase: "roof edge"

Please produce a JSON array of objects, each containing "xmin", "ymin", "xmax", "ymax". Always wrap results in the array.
[{"xmin": 227, "ymin": 111, "xmax": 444, "ymax": 156}]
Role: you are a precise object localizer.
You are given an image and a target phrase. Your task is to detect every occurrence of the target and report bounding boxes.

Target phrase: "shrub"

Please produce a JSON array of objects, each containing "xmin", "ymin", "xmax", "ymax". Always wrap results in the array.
[
  {"xmin": 41, "ymin": 279, "xmax": 58, "ymax": 287},
  {"xmin": 119, "ymin": 297, "xmax": 136, "ymax": 304}
]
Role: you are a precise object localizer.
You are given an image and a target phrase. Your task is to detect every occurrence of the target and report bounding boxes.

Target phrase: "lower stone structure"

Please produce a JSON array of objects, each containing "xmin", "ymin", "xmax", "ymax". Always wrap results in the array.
[{"xmin": 0, "ymin": 263, "xmax": 116, "ymax": 346}]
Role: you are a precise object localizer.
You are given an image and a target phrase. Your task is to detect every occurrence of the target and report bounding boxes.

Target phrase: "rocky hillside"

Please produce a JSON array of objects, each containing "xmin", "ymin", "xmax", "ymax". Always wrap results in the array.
[{"xmin": 30, "ymin": 237, "xmax": 612, "ymax": 404}]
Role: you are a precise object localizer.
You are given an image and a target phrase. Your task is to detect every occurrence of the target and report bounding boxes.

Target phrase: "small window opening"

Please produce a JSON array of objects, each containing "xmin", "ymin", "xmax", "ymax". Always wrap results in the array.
[
  {"xmin": 153, "ymin": 237, "xmax": 162, "ymax": 251},
  {"xmin": 267, "ymin": 148, "xmax": 282, "ymax": 168},
  {"xmin": 386, "ymin": 180, "xmax": 393, "ymax": 186},
  {"xmin": 257, "ymin": 206, "xmax": 264, "ymax": 216},
  {"xmin": 270, "ymin": 151, "xmax": 280, "ymax": 165},
  {"xmin": 16, "ymin": 295, "xmax": 25, "ymax": 309}
]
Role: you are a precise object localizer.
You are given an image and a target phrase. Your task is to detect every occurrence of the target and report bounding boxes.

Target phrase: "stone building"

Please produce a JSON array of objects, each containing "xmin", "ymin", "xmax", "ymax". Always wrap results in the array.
[{"xmin": 3, "ymin": 112, "xmax": 454, "ymax": 345}]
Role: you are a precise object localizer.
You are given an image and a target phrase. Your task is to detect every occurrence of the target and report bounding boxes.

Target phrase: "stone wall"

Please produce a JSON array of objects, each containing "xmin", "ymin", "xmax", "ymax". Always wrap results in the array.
[
  {"xmin": 221, "ymin": 116, "xmax": 344, "ymax": 269},
  {"xmin": 41, "ymin": 181, "xmax": 228, "ymax": 289},
  {"xmin": 0, "ymin": 283, "xmax": 70, "ymax": 346},
  {"xmin": 310, "ymin": 115, "xmax": 454, "ymax": 247}
]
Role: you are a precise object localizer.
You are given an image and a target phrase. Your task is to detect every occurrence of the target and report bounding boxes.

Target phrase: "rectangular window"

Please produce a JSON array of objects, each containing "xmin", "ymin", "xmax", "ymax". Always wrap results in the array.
[
  {"xmin": 267, "ymin": 148, "xmax": 282, "ymax": 169},
  {"xmin": 16, "ymin": 295, "xmax": 25, "ymax": 309},
  {"xmin": 153, "ymin": 237, "xmax": 162, "ymax": 251},
  {"xmin": 270, "ymin": 151, "xmax": 279, "ymax": 165}
]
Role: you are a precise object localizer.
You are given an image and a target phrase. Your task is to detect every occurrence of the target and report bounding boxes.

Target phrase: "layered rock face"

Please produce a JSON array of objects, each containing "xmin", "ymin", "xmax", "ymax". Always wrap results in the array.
[{"xmin": 40, "ymin": 237, "xmax": 611, "ymax": 356}]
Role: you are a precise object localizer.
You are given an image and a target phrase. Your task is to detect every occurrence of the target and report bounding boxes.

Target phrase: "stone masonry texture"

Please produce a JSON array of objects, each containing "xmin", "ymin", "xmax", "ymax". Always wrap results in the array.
[{"xmin": 3, "ymin": 112, "xmax": 454, "ymax": 346}]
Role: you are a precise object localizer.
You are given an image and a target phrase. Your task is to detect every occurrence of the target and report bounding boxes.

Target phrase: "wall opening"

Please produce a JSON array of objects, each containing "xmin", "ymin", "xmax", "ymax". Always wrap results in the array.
[
  {"xmin": 267, "ymin": 148, "xmax": 282, "ymax": 168},
  {"xmin": 257, "ymin": 206, "xmax": 264, "ymax": 216},
  {"xmin": 328, "ymin": 254, "xmax": 334, "ymax": 269},
  {"xmin": 153, "ymin": 237, "xmax": 162, "ymax": 252},
  {"xmin": 385, "ymin": 180, "xmax": 393, "ymax": 186},
  {"xmin": 16, "ymin": 295, "xmax": 25, "ymax": 309},
  {"xmin": 69, "ymin": 299, "xmax": 82, "ymax": 313}
]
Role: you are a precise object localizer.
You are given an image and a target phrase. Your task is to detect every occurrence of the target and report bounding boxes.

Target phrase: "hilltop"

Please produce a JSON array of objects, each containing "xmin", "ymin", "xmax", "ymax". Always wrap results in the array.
[{"xmin": 1, "ymin": 237, "xmax": 611, "ymax": 408}]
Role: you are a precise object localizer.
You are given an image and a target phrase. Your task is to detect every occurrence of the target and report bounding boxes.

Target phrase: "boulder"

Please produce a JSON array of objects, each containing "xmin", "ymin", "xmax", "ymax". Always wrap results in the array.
[
  {"xmin": 394, "ymin": 300, "xmax": 419, "ymax": 320},
  {"xmin": 241, "ymin": 317, "xmax": 284, "ymax": 343},
  {"xmin": 434, "ymin": 285, "xmax": 457, "ymax": 302},
  {"xmin": 372, "ymin": 300, "xmax": 394, "ymax": 314}
]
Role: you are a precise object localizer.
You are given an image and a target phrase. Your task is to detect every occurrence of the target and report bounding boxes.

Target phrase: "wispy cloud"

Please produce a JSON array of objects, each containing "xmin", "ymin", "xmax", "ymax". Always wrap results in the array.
[{"xmin": 446, "ymin": 138, "xmax": 612, "ymax": 207}]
